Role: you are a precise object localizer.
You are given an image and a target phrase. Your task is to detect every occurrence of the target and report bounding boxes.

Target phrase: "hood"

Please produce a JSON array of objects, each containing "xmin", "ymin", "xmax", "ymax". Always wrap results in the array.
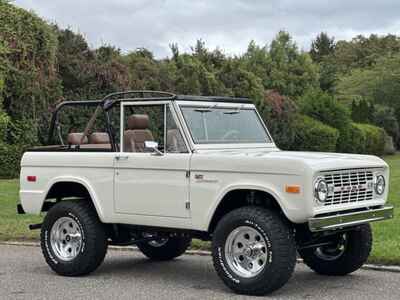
[{"xmin": 193, "ymin": 148, "xmax": 387, "ymax": 174}]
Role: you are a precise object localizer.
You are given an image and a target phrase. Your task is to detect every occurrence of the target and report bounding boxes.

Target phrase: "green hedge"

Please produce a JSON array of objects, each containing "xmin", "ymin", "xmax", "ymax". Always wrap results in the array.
[
  {"xmin": 337, "ymin": 123, "xmax": 367, "ymax": 154},
  {"xmin": 354, "ymin": 123, "xmax": 386, "ymax": 156},
  {"xmin": 292, "ymin": 114, "xmax": 339, "ymax": 152},
  {"xmin": 0, "ymin": 143, "xmax": 24, "ymax": 179}
]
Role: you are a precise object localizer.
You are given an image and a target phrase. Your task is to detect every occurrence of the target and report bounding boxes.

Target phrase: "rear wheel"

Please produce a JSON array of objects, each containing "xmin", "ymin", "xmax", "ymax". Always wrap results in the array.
[
  {"xmin": 137, "ymin": 235, "xmax": 191, "ymax": 261},
  {"xmin": 298, "ymin": 224, "xmax": 372, "ymax": 276},
  {"xmin": 211, "ymin": 206, "xmax": 296, "ymax": 296},
  {"xmin": 40, "ymin": 200, "xmax": 108, "ymax": 276}
]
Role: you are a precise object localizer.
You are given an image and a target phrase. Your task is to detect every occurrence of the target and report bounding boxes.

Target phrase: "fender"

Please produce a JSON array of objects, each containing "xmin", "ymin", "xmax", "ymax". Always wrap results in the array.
[
  {"xmin": 43, "ymin": 176, "xmax": 106, "ymax": 222},
  {"xmin": 205, "ymin": 183, "xmax": 292, "ymax": 230}
]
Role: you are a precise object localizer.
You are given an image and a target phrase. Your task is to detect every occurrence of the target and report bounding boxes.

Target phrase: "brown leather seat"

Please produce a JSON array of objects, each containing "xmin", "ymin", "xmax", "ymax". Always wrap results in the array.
[
  {"xmin": 123, "ymin": 114, "xmax": 154, "ymax": 152},
  {"xmin": 88, "ymin": 132, "xmax": 111, "ymax": 149},
  {"xmin": 167, "ymin": 129, "xmax": 187, "ymax": 153},
  {"xmin": 67, "ymin": 133, "xmax": 88, "ymax": 145},
  {"xmin": 89, "ymin": 132, "xmax": 110, "ymax": 144}
]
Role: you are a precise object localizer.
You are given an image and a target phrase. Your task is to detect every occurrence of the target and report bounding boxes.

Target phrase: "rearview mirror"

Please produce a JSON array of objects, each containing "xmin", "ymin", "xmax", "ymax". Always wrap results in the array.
[{"xmin": 144, "ymin": 141, "xmax": 163, "ymax": 156}]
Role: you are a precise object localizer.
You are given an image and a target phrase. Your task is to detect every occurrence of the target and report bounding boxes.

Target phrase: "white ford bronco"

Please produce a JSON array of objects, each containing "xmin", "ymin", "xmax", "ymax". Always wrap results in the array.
[{"xmin": 18, "ymin": 91, "xmax": 394, "ymax": 295}]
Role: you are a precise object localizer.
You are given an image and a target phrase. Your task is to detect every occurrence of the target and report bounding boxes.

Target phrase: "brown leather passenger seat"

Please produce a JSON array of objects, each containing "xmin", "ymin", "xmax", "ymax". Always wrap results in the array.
[
  {"xmin": 123, "ymin": 114, "xmax": 154, "ymax": 152},
  {"xmin": 167, "ymin": 129, "xmax": 187, "ymax": 153}
]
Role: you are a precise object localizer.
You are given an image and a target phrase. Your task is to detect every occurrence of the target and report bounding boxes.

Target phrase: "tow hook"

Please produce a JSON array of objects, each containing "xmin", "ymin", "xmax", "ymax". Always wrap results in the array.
[{"xmin": 29, "ymin": 223, "xmax": 42, "ymax": 230}]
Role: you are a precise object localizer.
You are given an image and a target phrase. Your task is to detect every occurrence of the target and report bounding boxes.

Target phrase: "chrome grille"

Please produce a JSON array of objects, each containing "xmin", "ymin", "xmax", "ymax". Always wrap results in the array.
[{"xmin": 322, "ymin": 169, "xmax": 374, "ymax": 206}]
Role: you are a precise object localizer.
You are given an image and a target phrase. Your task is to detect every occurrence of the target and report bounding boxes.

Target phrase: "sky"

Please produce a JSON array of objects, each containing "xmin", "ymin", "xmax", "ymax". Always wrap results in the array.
[{"xmin": 13, "ymin": 0, "xmax": 400, "ymax": 58}]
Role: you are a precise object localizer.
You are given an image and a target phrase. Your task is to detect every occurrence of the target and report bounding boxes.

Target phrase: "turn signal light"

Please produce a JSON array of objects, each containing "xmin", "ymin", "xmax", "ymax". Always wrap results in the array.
[
  {"xmin": 285, "ymin": 185, "xmax": 300, "ymax": 194},
  {"xmin": 27, "ymin": 176, "xmax": 37, "ymax": 182}
]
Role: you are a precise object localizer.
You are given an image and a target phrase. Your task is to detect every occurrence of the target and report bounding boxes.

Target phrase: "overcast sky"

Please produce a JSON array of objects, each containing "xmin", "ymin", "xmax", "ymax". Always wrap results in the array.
[{"xmin": 13, "ymin": 0, "xmax": 400, "ymax": 58}]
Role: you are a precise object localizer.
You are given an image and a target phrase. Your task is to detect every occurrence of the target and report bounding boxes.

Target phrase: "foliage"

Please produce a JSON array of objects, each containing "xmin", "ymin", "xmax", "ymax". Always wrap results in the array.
[
  {"xmin": 258, "ymin": 90, "xmax": 297, "ymax": 149},
  {"xmin": 298, "ymin": 88, "xmax": 351, "ymax": 130},
  {"xmin": 0, "ymin": 2, "xmax": 396, "ymax": 178},
  {"xmin": 291, "ymin": 114, "xmax": 339, "ymax": 152},
  {"xmin": 0, "ymin": 0, "xmax": 61, "ymax": 121},
  {"xmin": 354, "ymin": 123, "xmax": 386, "ymax": 156},
  {"xmin": 372, "ymin": 105, "xmax": 400, "ymax": 146},
  {"xmin": 261, "ymin": 31, "xmax": 319, "ymax": 98},
  {"xmin": 310, "ymin": 32, "xmax": 335, "ymax": 63},
  {"xmin": 337, "ymin": 122, "xmax": 366, "ymax": 154}
]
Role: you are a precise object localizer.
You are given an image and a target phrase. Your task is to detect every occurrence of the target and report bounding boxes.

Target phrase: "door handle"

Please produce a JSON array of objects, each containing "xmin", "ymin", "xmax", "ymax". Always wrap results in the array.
[{"xmin": 115, "ymin": 155, "xmax": 129, "ymax": 161}]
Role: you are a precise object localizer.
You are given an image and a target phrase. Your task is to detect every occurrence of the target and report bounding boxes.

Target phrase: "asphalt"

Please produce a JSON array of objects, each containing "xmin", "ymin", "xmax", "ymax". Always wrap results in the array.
[{"xmin": 0, "ymin": 244, "xmax": 399, "ymax": 300}]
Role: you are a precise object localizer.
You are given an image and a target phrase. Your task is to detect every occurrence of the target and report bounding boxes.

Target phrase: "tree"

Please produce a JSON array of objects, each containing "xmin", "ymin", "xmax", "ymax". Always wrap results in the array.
[
  {"xmin": 310, "ymin": 32, "xmax": 335, "ymax": 63},
  {"xmin": 262, "ymin": 31, "xmax": 319, "ymax": 98}
]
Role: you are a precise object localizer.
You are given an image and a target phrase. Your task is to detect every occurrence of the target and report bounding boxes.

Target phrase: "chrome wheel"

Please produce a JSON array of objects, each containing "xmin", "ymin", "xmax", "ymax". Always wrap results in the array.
[
  {"xmin": 50, "ymin": 217, "xmax": 83, "ymax": 261},
  {"xmin": 315, "ymin": 234, "xmax": 347, "ymax": 261},
  {"xmin": 225, "ymin": 226, "xmax": 269, "ymax": 278}
]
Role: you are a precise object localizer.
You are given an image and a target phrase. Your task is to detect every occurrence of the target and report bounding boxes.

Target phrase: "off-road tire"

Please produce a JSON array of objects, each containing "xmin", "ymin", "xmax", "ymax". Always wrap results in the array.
[
  {"xmin": 298, "ymin": 224, "xmax": 372, "ymax": 276},
  {"xmin": 137, "ymin": 236, "xmax": 192, "ymax": 261},
  {"xmin": 40, "ymin": 200, "xmax": 108, "ymax": 276},
  {"xmin": 211, "ymin": 206, "xmax": 296, "ymax": 296}
]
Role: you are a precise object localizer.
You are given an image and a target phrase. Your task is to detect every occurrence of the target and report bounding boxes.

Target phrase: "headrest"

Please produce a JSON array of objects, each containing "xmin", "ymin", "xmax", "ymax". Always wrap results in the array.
[
  {"xmin": 89, "ymin": 132, "xmax": 110, "ymax": 144},
  {"xmin": 67, "ymin": 133, "xmax": 88, "ymax": 145},
  {"xmin": 127, "ymin": 114, "xmax": 149, "ymax": 130}
]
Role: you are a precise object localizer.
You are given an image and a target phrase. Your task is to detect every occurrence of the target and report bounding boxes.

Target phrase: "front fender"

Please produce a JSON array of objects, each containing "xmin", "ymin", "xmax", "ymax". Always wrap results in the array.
[{"xmin": 205, "ymin": 183, "xmax": 299, "ymax": 231}]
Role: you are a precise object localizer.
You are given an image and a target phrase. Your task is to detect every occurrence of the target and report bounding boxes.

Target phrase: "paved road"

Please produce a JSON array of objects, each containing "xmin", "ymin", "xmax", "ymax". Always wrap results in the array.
[{"xmin": 0, "ymin": 245, "xmax": 399, "ymax": 300}]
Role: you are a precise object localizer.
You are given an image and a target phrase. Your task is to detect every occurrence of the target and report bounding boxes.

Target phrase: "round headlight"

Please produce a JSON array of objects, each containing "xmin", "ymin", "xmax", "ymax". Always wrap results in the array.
[
  {"xmin": 314, "ymin": 178, "xmax": 328, "ymax": 202},
  {"xmin": 375, "ymin": 175, "xmax": 385, "ymax": 195}
]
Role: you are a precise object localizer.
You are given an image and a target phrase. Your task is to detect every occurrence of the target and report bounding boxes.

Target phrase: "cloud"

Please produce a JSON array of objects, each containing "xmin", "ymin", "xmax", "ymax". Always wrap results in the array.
[{"xmin": 13, "ymin": 0, "xmax": 400, "ymax": 58}]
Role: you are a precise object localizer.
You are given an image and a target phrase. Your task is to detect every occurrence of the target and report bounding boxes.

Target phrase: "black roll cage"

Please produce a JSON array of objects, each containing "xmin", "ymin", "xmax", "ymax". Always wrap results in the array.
[{"xmin": 47, "ymin": 90, "xmax": 251, "ymax": 151}]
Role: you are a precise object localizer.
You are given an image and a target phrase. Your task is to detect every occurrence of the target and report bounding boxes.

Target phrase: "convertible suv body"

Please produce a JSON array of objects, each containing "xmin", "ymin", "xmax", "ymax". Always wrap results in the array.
[{"xmin": 18, "ymin": 91, "xmax": 393, "ymax": 295}]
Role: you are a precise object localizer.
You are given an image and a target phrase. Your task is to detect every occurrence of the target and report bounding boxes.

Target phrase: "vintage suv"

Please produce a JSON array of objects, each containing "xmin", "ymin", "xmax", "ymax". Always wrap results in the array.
[{"xmin": 18, "ymin": 91, "xmax": 394, "ymax": 295}]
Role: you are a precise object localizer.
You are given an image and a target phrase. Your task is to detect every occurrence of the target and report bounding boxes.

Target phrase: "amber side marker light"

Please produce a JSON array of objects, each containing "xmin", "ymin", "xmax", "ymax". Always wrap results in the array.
[
  {"xmin": 285, "ymin": 185, "xmax": 301, "ymax": 194},
  {"xmin": 27, "ymin": 176, "xmax": 37, "ymax": 182}
]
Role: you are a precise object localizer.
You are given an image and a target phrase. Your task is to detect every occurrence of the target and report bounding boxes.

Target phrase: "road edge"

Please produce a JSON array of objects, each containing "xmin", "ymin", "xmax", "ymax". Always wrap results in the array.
[{"xmin": 1, "ymin": 240, "xmax": 399, "ymax": 273}]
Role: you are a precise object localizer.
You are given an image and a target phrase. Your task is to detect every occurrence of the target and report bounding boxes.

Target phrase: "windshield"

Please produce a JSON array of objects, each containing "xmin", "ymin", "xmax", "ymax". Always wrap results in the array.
[{"xmin": 180, "ymin": 106, "xmax": 271, "ymax": 144}]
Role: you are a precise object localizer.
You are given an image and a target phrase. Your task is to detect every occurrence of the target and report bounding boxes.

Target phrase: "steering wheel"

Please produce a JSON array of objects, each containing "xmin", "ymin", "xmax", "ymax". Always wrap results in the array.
[{"xmin": 222, "ymin": 130, "xmax": 240, "ymax": 141}]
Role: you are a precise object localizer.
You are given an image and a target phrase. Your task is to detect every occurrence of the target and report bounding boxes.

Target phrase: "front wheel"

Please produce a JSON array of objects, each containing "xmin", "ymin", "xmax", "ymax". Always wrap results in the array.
[
  {"xmin": 211, "ymin": 207, "xmax": 296, "ymax": 296},
  {"xmin": 40, "ymin": 200, "xmax": 108, "ymax": 276},
  {"xmin": 298, "ymin": 224, "xmax": 372, "ymax": 276}
]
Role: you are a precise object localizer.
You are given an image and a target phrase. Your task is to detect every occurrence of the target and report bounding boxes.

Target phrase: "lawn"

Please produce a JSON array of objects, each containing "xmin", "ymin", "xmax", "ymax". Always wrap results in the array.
[{"xmin": 1, "ymin": 155, "xmax": 399, "ymax": 264}]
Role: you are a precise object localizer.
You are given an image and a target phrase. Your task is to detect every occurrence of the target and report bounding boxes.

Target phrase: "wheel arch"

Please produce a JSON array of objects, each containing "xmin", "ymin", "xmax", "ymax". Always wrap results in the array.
[
  {"xmin": 207, "ymin": 185, "xmax": 291, "ymax": 233},
  {"xmin": 43, "ymin": 176, "xmax": 105, "ymax": 221}
]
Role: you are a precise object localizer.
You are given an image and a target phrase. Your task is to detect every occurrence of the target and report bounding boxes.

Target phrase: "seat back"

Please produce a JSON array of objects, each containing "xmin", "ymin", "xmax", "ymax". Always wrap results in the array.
[
  {"xmin": 67, "ymin": 133, "xmax": 88, "ymax": 145},
  {"xmin": 123, "ymin": 114, "xmax": 154, "ymax": 152},
  {"xmin": 167, "ymin": 129, "xmax": 187, "ymax": 153}
]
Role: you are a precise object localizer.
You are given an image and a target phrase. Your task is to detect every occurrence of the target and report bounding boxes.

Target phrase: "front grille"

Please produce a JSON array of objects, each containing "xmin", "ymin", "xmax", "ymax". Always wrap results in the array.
[{"xmin": 322, "ymin": 169, "xmax": 374, "ymax": 206}]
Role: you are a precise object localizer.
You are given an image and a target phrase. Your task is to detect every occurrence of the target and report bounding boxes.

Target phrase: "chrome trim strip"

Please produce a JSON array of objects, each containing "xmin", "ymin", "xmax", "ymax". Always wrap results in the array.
[{"xmin": 308, "ymin": 206, "xmax": 394, "ymax": 232}]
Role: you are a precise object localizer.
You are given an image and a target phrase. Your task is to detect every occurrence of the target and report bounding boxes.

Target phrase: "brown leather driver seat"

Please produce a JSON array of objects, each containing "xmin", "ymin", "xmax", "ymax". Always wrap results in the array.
[{"xmin": 123, "ymin": 114, "xmax": 154, "ymax": 152}]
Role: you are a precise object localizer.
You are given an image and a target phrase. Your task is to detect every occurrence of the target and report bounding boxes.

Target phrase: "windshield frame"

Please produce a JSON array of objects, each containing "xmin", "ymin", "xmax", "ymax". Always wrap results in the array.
[{"xmin": 175, "ymin": 100, "xmax": 276, "ymax": 150}]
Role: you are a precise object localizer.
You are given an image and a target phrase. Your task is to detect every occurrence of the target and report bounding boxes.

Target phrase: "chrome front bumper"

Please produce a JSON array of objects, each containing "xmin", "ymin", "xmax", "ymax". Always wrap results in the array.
[{"xmin": 308, "ymin": 206, "xmax": 394, "ymax": 232}]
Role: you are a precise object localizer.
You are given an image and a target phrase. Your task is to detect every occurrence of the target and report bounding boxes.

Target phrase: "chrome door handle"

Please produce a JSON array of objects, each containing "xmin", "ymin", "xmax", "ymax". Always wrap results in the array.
[{"xmin": 115, "ymin": 155, "xmax": 129, "ymax": 160}]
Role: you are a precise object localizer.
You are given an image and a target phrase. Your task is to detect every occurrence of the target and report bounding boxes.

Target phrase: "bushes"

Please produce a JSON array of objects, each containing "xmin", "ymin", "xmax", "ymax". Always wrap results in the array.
[
  {"xmin": 354, "ymin": 124, "xmax": 386, "ymax": 156},
  {"xmin": 291, "ymin": 114, "xmax": 339, "ymax": 152},
  {"xmin": 0, "ymin": 143, "xmax": 23, "ymax": 179},
  {"xmin": 337, "ymin": 123, "xmax": 366, "ymax": 154},
  {"xmin": 298, "ymin": 88, "xmax": 351, "ymax": 129}
]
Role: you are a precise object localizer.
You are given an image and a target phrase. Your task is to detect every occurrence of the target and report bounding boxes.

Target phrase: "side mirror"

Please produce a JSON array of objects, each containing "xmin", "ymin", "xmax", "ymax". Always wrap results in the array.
[{"xmin": 144, "ymin": 141, "xmax": 163, "ymax": 156}]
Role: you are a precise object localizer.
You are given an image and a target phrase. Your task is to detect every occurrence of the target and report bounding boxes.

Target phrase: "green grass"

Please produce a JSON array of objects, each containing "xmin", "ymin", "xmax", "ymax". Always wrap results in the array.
[
  {"xmin": 369, "ymin": 154, "xmax": 400, "ymax": 265},
  {"xmin": 0, "ymin": 180, "xmax": 41, "ymax": 240},
  {"xmin": 0, "ymin": 155, "xmax": 399, "ymax": 264}
]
